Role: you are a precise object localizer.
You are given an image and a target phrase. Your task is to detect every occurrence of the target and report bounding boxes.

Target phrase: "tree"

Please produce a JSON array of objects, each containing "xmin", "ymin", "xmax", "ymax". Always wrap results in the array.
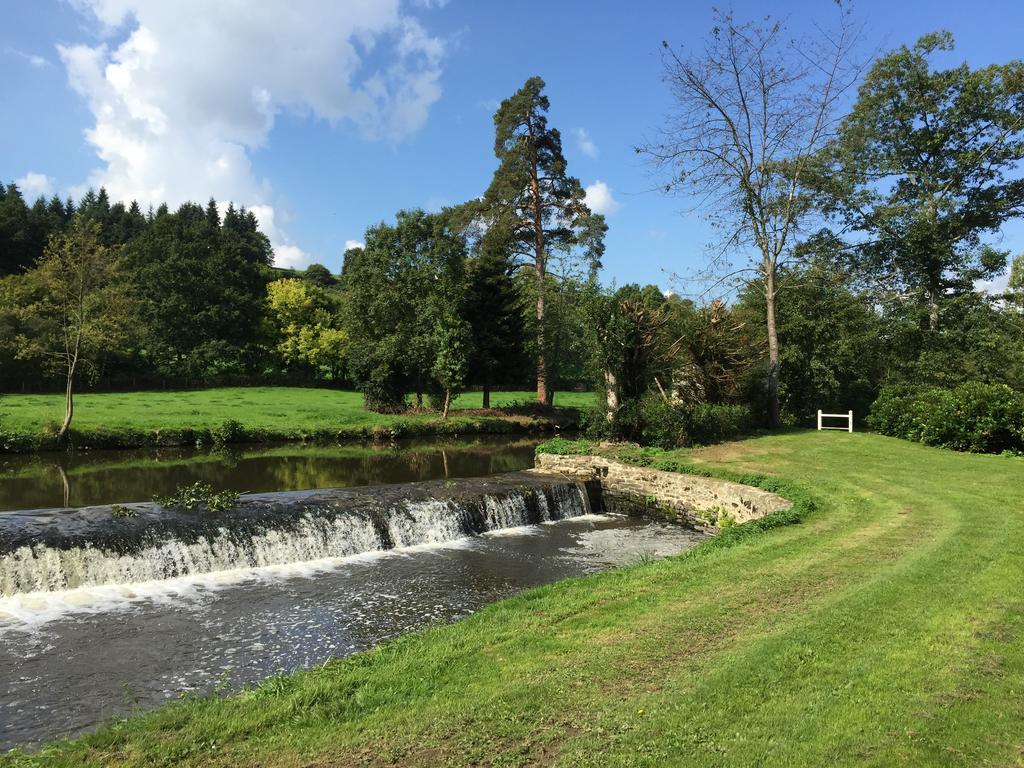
[
  {"xmin": 520, "ymin": 272, "xmax": 601, "ymax": 404},
  {"xmin": 639, "ymin": 8, "xmax": 861, "ymax": 426},
  {"xmin": 127, "ymin": 201, "xmax": 272, "ymax": 379},
  {"xmin": 1009, "ymin": 253, "xmax": 1024, "ymax": 305},
  {"xmin": 880, "ymin": 290, "xmax": 1024, "ymax": 390},
  {"xmin": 304, "ymin": 263, "xmax": 336, "ymax": 288},
  {"xmin": 463, "ymin": 233, "xmax": 527, "ymax": 408},
  {"xmin": 425, "ymin": 212, "xmax": 473, "ymax": 418},
  {"xmin": 341, "ymin": 209, "xmax": 469, "ymax": 412},
  {"xmin": 665, "ymin": 296, "xmax": 761, "ymax": 407},
  {"xmin": 0, "ymin": 183, "xmax": 33, "ymax": 275},
  {"xmin": 265, "ymin": 278, "xmax": 348, "ymax": 381},
  {"xmin": 431, "ymin": 321, "xmax": 471, "ymax": 418},
  {"xmin": 593, "ymin": 284, "xmax": 671, "ymax": 416},
  {"xmin": 341, "ymin": 236, "xmax": 411, "ymax": 411},
  {"xmin": 737, "ymin": 260, "xmax": 885, "ymax": 423},
  {"xmin": 14, "ymin": 220, "xmax": 135, "ymax": 440},
  {"xmin": 824, "ymin": 32, "xmax": 1024, "ymax": 332},
  {"xmin": 482, "ymin": 76, "xmax": 606, "ymax": 405}
]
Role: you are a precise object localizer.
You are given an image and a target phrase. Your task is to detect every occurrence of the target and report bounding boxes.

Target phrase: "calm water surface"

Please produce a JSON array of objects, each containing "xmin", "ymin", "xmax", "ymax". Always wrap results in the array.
[{"xmin": 0, "ymin": 435, "xmax": 541, "ymax": 511}]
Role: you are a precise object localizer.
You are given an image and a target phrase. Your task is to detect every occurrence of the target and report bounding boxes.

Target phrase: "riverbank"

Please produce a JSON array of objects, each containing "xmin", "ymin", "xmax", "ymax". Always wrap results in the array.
[
  {"xmin": 0, "ymin": 388, "xmax": 589, "ymax": 453},
  {"xmin": 7, "ymin": 430, "xmax": 1021, "ymax": 766}
]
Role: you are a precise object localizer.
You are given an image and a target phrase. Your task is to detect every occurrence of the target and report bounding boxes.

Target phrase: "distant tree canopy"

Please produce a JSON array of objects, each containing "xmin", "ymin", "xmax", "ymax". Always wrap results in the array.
[
  {"xmin": 0, "ymin": 185, "xmax": 287, "ymax": 390},
  {"xmin": 265, "ymin": 278, "xmax": 348, "ymax": 381},
  {"xmin": 340, "ymin": 209, "xmax": 471, "ymax": 412},
  {"xmin": 822, "ymin": 32, "xmax": 1024, "ymax": 332},
  {"xmin": 2, "ymin": 24, "xmax": 1023, "ymax": 436}
]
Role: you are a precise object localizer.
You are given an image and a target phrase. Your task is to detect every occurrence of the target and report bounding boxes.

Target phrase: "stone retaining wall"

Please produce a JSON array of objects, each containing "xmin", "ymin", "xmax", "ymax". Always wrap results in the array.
[{"xmin": 533, "ymin": 453, "xmax": 791, "ymax": 528}]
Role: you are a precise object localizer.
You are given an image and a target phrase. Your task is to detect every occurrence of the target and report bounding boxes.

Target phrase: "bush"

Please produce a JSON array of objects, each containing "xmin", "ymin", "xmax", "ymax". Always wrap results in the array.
[
  {"xmin": 361, "ymin": 366, "xmax": 407, "ymax": 414},
  {"xmin": 577, "ymin": 403, "xmax": 613, "ymax": 441},
  {"xmin": 211, "ymin": 418, "xmax": 245, "ymax": 446},
  {"xmin": 868, "ymin": 382, "xmax": 1024, "ymax": 454},
  {"xmin": 591, "ymin": 395, "xmax": 756, "ymax": 449}
]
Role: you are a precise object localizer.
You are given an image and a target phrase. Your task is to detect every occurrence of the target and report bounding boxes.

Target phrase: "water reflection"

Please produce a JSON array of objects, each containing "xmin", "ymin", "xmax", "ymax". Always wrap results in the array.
[{"xmin": 0, "ymin": 436, "xmax": 541, "ymax": 511}]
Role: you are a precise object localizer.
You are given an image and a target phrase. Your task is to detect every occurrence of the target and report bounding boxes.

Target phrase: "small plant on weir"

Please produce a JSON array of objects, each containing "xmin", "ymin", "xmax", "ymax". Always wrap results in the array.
[{"xmin": 154, "ymin": 482, "xmax": 240, "ymax": 513}]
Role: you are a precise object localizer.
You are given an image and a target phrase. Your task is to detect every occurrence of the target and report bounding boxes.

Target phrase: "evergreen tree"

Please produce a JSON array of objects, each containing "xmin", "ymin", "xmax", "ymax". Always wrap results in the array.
[
  {"xmin": 0, "ymin": 183, "xmax": 32, "ymax": 274},
  {"xmin": 127, "ymin": 200, "xmax": 270, "ymax": 379},
  {"xmin": 464, "ymin": 236, "xmax": 526, "ymax": 408},
  {"xmin": 482, "ymin": 76, "xmax": 605, "ymax": 405}
]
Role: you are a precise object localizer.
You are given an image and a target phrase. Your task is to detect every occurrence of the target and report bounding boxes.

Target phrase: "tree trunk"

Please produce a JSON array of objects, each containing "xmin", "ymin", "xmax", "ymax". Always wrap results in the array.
[
  {"xmin": 482, "ymin": 379, "xmax": 491, "ymax": 410},
  {"xmin": 442, "ymin": 388, "xmax": 451, "ymax": 420},
  {"xmin": 530, "ymin": 130, "xmax": 548, "ymax": 406},
  {"xmin": 927, "ymin": 278, "xmax": 941, "ymax": 332},
  {"xmin": 535, "ymin": 262, "xmax": 548, "ymax": 405},
  {"xmin": 765, "ymin": 273, "xmax": 781, "ymax": 428},
  {"xmin": 58, "ymin": 369, "xmax": 75, "ymax": 442},
  {"xmin": 604, "ymin": 369, "xmax": 619, "ymax": 420}
]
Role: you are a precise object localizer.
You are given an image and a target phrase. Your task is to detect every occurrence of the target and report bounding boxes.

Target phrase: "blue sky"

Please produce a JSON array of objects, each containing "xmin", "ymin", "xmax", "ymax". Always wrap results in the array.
[{"xmin": 2, "ymin": 0, "xmax": 1022, "ymax": 294}]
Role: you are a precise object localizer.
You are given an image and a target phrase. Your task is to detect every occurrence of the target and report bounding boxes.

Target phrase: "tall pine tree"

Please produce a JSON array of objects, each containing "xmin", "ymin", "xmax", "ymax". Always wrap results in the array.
[{"xmin": 482, "ymin": 76, "xmax": 605, "ymax": 405}]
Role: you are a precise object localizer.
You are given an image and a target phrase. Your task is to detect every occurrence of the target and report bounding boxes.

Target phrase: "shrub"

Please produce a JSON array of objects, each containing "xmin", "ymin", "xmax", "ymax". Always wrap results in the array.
[
  {"xmin": 361, "ymin": 367, "xmax": 407, "ymax": 414},
  {"xmin": 211, "ymin": 419, "xmax": 245, "ymax": 446},
  {"xmin": 868, "ymin": 382, "xmax": 1024, "ymax": 454},
  {"xmin": 154, "ymin": 482, "xmax": 240, "ymax": 513},
  {"xmin": 577, "ymin": 403, "xmax": 613, "ymax": 441},
  {"xmin": 593, "ymin": 394, "xmax": 756, "ymax": 449}
]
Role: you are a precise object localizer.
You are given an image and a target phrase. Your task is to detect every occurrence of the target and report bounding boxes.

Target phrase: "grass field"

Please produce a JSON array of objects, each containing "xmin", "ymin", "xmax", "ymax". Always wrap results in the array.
[
  {"xmin": 6, "ymin": 430, "xmax": 1023, "ymax": 766},
  {"xmin": 0, "ymin": 388, "xmax": 593, "ymax": 451}
]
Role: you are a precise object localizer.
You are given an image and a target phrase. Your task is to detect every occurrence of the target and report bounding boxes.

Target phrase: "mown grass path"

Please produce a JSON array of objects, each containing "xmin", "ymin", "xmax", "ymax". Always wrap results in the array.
[{"xmin": 5, "ymin": 432, "xmax": 1023, "ymax": 767}]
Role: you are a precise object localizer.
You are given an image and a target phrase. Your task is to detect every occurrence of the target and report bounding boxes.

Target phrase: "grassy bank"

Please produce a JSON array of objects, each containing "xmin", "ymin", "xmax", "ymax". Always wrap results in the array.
[
  {"xmin": 5, "ymin": 431, "xmax": 1023, "ymax": 766},
  {"xmin": 0, "ymin": 388, "xmax": 591, "ymax": 452}
]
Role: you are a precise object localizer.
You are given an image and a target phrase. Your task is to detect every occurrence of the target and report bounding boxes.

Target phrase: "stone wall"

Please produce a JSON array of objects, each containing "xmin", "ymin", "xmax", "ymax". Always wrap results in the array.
[{"xmin": 533, "ymin": 453, "xmax": 791, "ymax": 529}]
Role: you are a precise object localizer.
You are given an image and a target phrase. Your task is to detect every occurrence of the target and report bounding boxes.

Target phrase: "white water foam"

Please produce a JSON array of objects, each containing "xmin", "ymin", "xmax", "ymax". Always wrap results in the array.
[{"xmin": 0, "ymin": 483, "xmax": 594, "ymax": 628}]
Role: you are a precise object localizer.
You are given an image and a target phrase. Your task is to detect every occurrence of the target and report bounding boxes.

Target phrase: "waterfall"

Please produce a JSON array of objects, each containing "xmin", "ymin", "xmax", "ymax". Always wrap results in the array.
[{"xmin": 0, "ymin": 473, "xmax": 595, "ymax": 597}]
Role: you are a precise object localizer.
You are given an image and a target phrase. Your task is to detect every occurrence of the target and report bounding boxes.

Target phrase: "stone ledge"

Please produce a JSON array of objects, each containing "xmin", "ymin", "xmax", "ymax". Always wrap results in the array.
[{"xmin": 532, "ymin": 453, "xmax": 791, "ymax": 528}]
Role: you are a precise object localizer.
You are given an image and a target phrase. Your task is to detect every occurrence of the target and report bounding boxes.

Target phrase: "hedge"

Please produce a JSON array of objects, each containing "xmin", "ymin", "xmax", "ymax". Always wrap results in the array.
[{"xmin": 868, "ymin": 382, "xmax": 1024, "ymax": 454}]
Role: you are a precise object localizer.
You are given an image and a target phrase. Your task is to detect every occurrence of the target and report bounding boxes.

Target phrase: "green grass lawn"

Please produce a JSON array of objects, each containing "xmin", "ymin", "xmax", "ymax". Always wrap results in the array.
[
  {"xmin": 0, "ymin": 388, "xmax": 594, "ymax": 450},
  {"xmin": 6, "ymin": 430, "xmax": 1023, "ymax": 766}
]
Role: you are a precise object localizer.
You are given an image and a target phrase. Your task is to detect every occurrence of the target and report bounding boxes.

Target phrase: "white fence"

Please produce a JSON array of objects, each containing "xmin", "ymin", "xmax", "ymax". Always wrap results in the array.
[{"xmin": 817, "ymin": 409, "xmax": 853, "ymax": 433}]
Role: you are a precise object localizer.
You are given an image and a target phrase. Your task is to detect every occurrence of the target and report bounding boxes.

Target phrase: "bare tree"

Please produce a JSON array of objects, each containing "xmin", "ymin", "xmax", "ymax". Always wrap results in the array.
[{"xmin": 640, "ymin": 7, "xmax": 862, "ymax": 425}]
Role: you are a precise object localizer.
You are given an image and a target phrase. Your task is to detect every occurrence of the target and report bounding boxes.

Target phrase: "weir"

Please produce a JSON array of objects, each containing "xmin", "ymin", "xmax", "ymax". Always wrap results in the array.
[{"xmin": 0, "ymin": 472, "xmax": 598, "ymax": 596}]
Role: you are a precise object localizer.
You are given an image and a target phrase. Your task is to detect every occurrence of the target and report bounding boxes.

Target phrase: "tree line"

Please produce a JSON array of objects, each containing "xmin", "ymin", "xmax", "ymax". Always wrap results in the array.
[
  {"xmin": 622, "ymin": 12, "xmax": 1024, "ymax": 443},
  {"xmin": 2, "ymin": 15, "xmax": 1023, "ymax": 447}
]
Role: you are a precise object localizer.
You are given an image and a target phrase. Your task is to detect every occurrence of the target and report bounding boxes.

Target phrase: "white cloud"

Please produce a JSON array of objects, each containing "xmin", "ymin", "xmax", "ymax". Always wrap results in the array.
[
  {"xmin": 6, "ymin": 47, "xmax": 50, "ymax": 68},
  {"xmin": 574, "ymin": 128, "xmax": 598, "ymax": 159},
  {"xmin": 59, "ymin": 0, "xmax": 446, "ymax": 267},
  {"xmin": 15, "ymin": 172, "xmax": 54, "ymax": 199},
  {"xmin": 584, "ymin": 180, "xmax": 620, "ymax": 215},
  {"xmin": 344, "ymin": 239, "xmax": 366, "ymax": 252}
]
